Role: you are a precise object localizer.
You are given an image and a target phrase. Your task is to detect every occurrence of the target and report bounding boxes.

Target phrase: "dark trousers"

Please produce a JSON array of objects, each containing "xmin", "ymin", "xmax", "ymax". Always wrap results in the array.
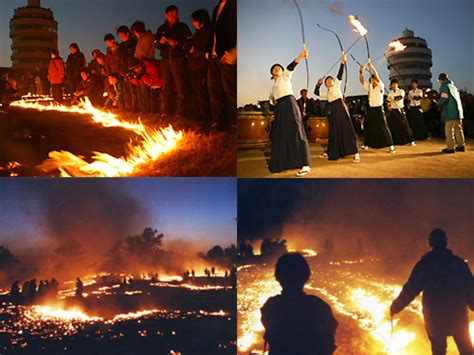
[
  {"xmin": 207, "ymin": 59, "xmax": 236, "ymax": 129},
  {"xmin": 160, "ymin": 57, "xmax": 187, "ymax": 116},
  {"xmin": 429, "ymin": 329, "xmax": 473, "ymax": 355},
  {"xmin": 51, "ymin": 84, "xmax": 63, "ymax": 103},
  {"xmin": 123, "ymin": 78, "xmax": 139, "ymax": 113},
  {"xmin": 138, "ymin": 83, "xmax": 151, "ymax": 114},
  {"xmin": 151, "ymin": 88, "xmax": 161, "ymax": 114},
  {"xmin": 190, "ymin": 70, "xmax": 210, "ymax": 121}
]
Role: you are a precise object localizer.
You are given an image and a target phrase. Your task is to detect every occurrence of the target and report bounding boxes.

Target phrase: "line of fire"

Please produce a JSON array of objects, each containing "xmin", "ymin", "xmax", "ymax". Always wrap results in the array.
[
  {"xmin": 0, "ymin": 0, "xmax": 236, "ymax": 177},
  {"xmin": 0, "ymin": 179, "xmax": 237, "ymax": 354},
  {"xmin": 237, "ymin": 179, "xmax": 474, "ymax": 354}
]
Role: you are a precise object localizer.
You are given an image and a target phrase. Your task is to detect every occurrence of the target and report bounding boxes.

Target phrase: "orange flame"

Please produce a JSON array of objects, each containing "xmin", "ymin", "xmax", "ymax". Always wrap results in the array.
[
  {"xmin": 10, "ymin": 97, "xmax": 183, "ymax": 177},
  {"xmin": 389, "ymin": 40, "xmax": 407, "ymax": 52},
  {"xmin": 348, "ymin": 15, "xmax": 368, "ymax": 36}
]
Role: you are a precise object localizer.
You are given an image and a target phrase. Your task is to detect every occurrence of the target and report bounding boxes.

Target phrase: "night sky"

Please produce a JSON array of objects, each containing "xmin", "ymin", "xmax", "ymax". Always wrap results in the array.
[
  {"xmin": 0, "ymin": 178, "xmax": 236, "ymax": 252},
  {"xmin": 238, "ymin": 179, "xmax": 474, "ymax": 260},
  {"xmin": 0, "ymin": 0, "xmax": 218, "ymax": 65},
  {"xmin": 238, "ymin": 0, "xmax": 474, "ymax": 105}
]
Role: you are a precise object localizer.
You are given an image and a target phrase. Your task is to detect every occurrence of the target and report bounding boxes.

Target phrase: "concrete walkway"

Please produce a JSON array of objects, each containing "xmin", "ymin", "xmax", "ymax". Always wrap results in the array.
[{"xmin": 238, "ymin": 139, "xmax": 474, "ymax": 178}]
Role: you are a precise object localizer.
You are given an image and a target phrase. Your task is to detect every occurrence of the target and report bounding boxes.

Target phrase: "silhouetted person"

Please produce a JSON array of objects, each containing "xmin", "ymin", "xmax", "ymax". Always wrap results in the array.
[
  {"xmin": 28, "ymin": 279, "xmax": 37, "ymax": 301},
  {"xmin": 10, "ymin": 281, "xmax": 20, "ymax": 303},
  {"xmin": 391, "ymin": 229, "xmax": 473, "ymax": 355},
  {"xmin": 75, "ymin": 277, "xmax": 84, "ymax": 299},
  {"xmin": 211, "ymin": 266, "xmax": 216, "ymax": 276},
  {"xmin": 261, "ymin": 253, "xmax": 338, "ymax": 355},
  {"xmin": 21, "ymin": 280, "xmax": 30, "ymax": 302},
  {"xmin": 191, "ymin": 269, "xmax": 195, "ymax": 278}
]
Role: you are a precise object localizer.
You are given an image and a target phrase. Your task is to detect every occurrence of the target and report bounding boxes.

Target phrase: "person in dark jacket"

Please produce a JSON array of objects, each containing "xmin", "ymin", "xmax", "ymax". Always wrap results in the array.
[
  {"xmin": 48, "ymin": 49, "xmax": 65, "ymax": 103},
  {"xmin": 297, "ymin": 89, "xmax": 315, "ymax": 124},
  {"xmin": 188, "ymin": 9, "xmax": 211, "ymax": 122},
  {"xmin": 104, "ymin": 73, "xmax": 124, "ymax": 110},
  {"xmin": 261, "ymin": 253, "xmax": 338, "ymax": 355},
  {"xmin": 391, "ymin": 228, "xmax": 473, "ymax": 355},
  {"xmin": 156, "ymin": 6, "xmax": 192, "ymax": 117},
  {"xmin": 131, "ymin": 21, "xmax": 156, "ymax": 114},
  {"xmin": 104, "ymin": 34, "xmax": 121, "ymax": 76},
  {"xmin": 66, "ymin": 43, "xmax": 86, "ymax": 94},
  {"xmin": 207, "ymin": 0, "xmax": 237, "ymax": 130},
  {"xmin": 128, "ymin": 58, "xmax": 161, "ymax": 113},
  {"xmin": 88, "ymin": 49, "xmax": 105, "ymax": 75},
  {"xmin": 74, "ymin": 68, "xmax": 104, "ymax": 106},
  {"xmin": 117, "ymin": 25, "xmax": 138, "ymax": 113}
]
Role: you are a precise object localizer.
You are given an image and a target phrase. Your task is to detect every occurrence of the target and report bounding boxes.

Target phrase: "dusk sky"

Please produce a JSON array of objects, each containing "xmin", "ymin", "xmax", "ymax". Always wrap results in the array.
[
  {"xmin": 0, "ymin": 0, "xmax": 217, "ymax": 66},
  {"xmin": 238, "ymin": 0, "xmax": 474, "ymax": 105},
  {"xmin": 0, "ymin": 178, "xmax": 236, "ymax": 252},
  {"xmin": 238, "ymin": 179, "xmax": 474, "ymax": 259}
]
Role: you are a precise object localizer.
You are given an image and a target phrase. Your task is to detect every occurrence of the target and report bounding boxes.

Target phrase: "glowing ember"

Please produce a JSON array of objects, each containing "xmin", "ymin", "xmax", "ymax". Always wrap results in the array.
[
  {"xmin": 348, "ymin": 15, "xmax": 368, "ymax": 36},
  {"xmin": 28, "ymin": 305, "xmax": 101, "ymax": 322},
  {"xmin": 389, "ymin": 40, "xmax": 407, "ymax": 52},
  {"xmin": 10, "ymin": 96, "xmax": 184, "ymax": 177},
  {"xmin": 470, "ymin": 321, "xmax": 474, "ymax": 343},
  {"xmin": 238, "ymin": 258, "xmax": 438, "ymax": 354}
]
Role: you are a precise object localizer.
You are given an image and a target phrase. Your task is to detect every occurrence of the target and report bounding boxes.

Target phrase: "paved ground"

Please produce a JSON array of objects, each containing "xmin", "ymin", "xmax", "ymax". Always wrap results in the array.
[{"xmin": 237, "ymin": 138, "xmax": 474, "ymax": 178}]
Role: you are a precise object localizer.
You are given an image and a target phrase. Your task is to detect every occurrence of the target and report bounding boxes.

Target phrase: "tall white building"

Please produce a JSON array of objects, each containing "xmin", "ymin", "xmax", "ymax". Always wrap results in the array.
[
  {"xmin": 386, "ymin": 29, "xmax": 433, "ymax": 91},
  {"xmin": 10, "ymin": 0, "xmax": 58, "ymax": 71}
]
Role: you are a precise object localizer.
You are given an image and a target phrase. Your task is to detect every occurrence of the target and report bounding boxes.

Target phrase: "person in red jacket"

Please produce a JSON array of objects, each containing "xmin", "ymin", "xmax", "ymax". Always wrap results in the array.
[
  {"xmin": 129, "ymin": 58, "xmax": 161, "ymax": 113},
  {"xmin": 48, "ymin": 49, "xmax": 65, "ymax": 103}
]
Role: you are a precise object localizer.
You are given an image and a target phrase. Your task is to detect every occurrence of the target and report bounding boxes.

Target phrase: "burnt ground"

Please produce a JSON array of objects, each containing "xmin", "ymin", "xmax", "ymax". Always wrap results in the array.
[
  {"xmin": 0, "ymin": 107, "xmax": 237, "ymax": 177},
  {"xmin": 0, "ymin": 107, "xmax": 139, "ymax": 177},
  {"xmin": 0, "ymin": 279, "xmax": 236, "ymax": 354}
]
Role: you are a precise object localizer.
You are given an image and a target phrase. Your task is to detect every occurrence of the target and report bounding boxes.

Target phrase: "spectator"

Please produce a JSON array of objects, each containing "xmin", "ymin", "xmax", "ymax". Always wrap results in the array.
[
  {"xmin": 74, "ymin": 68, "xmax": 104, "ymax": 106},
  {"xmin": 66, "ymin": 43, "xmax": 86, "ymax": 94},
  {"xmin": 188, "ymin": 9, "xmax": 212, "ymax": 122},
  {"xmin": 128, "ymin": 58, "xmax": 161, "ymax": 114},
  {"xmin": 47, "ymin": 49, "xmax": 65, "ymax": 103},
  {"xmin": 156, "ymin": 5, "xmax": 192, "ymax": 118},
  {"xmin": 117, "ymin": 25, "xmax": 139, "ymax": 113},
  {"xmin": 131, "ymin": 21, "xmax": 156, "ymax": 114},
  {"xmin": 104, "ymin": 73, "xmax": 124, "ymax": 110},
  {"xmin": 104, "ymin": 33, "xmax": 121, "ymax": 75},
  {"xmin": 207, "ymin": 0, "xmax": 237, "ymax": 130},
  {"xmin": 89, "ymin": 49, "xmax": 105, "ymax": 75}
]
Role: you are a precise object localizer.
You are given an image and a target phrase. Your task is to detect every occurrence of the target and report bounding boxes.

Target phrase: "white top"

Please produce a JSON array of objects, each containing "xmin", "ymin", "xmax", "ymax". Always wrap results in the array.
[
  {"xmin": 363, "ymin": 81, "xmax": 385, "ymax": 107},
  {"xmin": 269, "ymin": 68, "xmax": 295, "ymax": 105},
  {"xmin": 318, "ymin": 79, "xmax": 342, "ymax": 103},
  {"xmin": 387, "ymin": 88, "xmax": 405, "ymax": 110},
  {"xmin": 408, "ymin": 88, "xmax": 423, "ymax": 107}
]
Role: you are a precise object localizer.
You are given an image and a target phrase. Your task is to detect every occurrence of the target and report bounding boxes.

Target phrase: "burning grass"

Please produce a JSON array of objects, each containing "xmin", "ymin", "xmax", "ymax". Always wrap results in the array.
[
  {"xmin": 237, "ymin": 256, "xmax": 473, "ymax": 354},
  {"xmin": 7, "ymin": 96, "xmax": 236, "ymax": 177},
  {"xmin": 0, "ymin": 273, "xmax": 236, "ymax": 354}
]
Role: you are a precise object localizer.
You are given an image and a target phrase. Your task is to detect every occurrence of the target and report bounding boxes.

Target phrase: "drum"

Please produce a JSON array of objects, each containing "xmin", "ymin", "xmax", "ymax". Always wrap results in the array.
[
  {"xmin": 307, "ymin": 116, "xmax": 329, "ymax": 144},
  {"xmin": 238, "ymin": 111, "xmax": 271, "ymax": 148}
]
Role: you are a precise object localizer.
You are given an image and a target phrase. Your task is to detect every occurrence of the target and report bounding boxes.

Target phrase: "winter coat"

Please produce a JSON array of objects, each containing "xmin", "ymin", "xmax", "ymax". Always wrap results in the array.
[
  {"xmin": 188, "ymin": 27, "xmax": 210, "ymax": 72},
  {"xmin": 156, "ymin": 21, "xmax": 192, "ymax": 59},
  {"xmin": 134, "ymin": 31, "xmax": 156, "ymax": 60},
  {"xmin": 437, "ymin": 79, "xmax": 464, "ymax": 122},
  {"xmin": 48, "ymin": 57, "xmax": 65, "ymax": 84},
  {"xmin": 66, "ymin": 51, "xmax": 86, "ymax": 83},
  {"xmin": 119, "ymin": 37, "xmax": 138, "ymax": 76}
]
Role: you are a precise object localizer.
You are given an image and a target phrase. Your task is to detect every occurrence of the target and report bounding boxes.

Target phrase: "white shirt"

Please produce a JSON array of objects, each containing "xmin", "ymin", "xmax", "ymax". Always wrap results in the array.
[
  {"xmin": 363, "ymin": 81, "xmax": 385, "ymax": 107},
  {"xmin": 317, "ymin": 79, "xmax": 342, "ymax": 103},
  {"xmin": 408, "ymin": 88, "xmax": 423, "ymax": 107},
  {"xmin": 270, "ymin": 68, "xmax": 294, "ymax": 105},
  {"xmin": 387, "ymin": 88, "xmax": 405, "ymax": 110}
]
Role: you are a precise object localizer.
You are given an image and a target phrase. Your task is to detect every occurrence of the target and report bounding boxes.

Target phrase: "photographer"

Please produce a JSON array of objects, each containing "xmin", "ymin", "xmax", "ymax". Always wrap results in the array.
[
  {"xmin": 128, "ymin": 58, "xmax": 161, "ymax": 114},
  {"xmin": 74, "ymin": 68, "xmax": 104, "ymax": 107},
  {"xmin": 104, "ymin": 73, "xmax": 124, "ymax": 110}
]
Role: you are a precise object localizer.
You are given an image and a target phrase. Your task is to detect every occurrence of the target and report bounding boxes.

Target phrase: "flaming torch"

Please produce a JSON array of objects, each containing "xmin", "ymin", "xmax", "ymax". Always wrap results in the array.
[{"xmin": 348, "ymin": 15, "xmax": 370, "ymax": 66}]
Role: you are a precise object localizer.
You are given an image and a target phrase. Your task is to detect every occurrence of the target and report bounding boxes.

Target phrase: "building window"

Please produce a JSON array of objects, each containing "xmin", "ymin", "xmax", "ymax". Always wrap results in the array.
[{"xmin": 11, "ymin": 24, "xmax": 57, "ymax": 33}]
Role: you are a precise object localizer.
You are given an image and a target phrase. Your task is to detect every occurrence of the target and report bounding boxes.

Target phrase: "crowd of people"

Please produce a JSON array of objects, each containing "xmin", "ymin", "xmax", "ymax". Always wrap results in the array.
[
  {"xmin": 9, "ymin": 278, "xmax": 59, "ymax": 304},
  {"xmin": 2, "ymin": 1, "xmax": 236, "ymax": 131},
  {"xmin": 264, "ymin": 48, "xmax": 468, "ymax": 175}
]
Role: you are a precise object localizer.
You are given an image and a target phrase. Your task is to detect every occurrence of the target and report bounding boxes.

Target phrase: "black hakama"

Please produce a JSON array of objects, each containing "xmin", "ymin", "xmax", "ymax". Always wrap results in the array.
[
  {"xmin": 387, "ymin": 109, "xmax": 415, "ymax": 145},
  {"xmin": 363, "ymin": 106, "xmax": 394, "ymax": 149},
  {"xmin": 407, "ymin": 107, "xmax": 428, "ymax": 140},
  {"xmin": 327, "ymin": 98, "xmax": 359, "ymax": 160},
  {"xmin": 269, "ymin": 95, "xmax": 311, "ymax": 173}
]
